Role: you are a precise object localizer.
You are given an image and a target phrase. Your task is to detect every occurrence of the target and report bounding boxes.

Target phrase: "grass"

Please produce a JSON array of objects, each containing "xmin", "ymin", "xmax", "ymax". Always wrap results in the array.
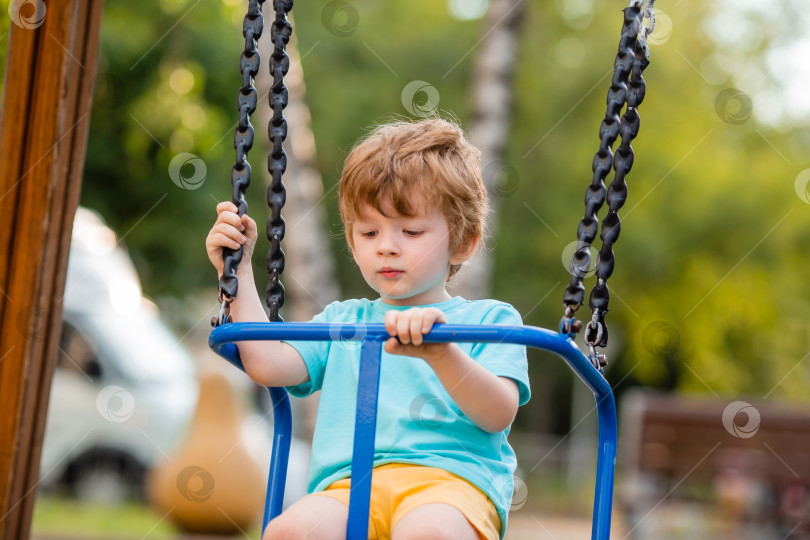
[
  {"xmin": 32, "ymin": 496, "xmax": 178, "ymax": 539},
  {"xmin": 32, "ymin": 495, "xmax": 268, "ymax": 539}
]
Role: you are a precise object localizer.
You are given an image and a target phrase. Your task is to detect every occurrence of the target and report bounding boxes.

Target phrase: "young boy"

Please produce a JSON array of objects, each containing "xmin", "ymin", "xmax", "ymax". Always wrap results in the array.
[{"xmin": 206, "ymin": 118, "xmax": 530, "ymax": 540}]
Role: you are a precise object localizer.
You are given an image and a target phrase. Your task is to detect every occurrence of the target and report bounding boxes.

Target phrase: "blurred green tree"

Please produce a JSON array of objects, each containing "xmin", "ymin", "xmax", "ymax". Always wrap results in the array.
[{"xmin": 1, "ymin": 0, "xmax": 808, "ymax": 430}]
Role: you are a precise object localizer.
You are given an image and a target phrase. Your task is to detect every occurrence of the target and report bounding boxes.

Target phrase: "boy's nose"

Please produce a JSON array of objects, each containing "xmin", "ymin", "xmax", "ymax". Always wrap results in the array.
[
  {"xmin": 376, "ymin": 232, "xmax": 399, "ymax": 256},
  {"xmin": 377, "ymin": 244, "xmax": 399, "ymax": 256}
]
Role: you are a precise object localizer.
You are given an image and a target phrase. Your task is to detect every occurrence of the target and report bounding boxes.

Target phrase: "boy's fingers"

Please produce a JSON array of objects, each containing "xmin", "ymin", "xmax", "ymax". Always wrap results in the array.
[
  {"xmin": 385, "ymin": 338, "xmax": 416, "ymax": 355},
  {"xmin": 410, "ymin": 316, "xmax": 423, "ymax": 345},
  {"xmin": 219, "ymin": 231, "xmax": 243, "ymax": 249},
  {"xmin": 214, "ymin": 222, "xmax": 247, "ymax": 243},
  {"xmin": 384, "ymin": 337, "xmax": 397, "ymax": 353},
  {"xmin": 216, "ymin": 210, "xmax": 240, "ymax": 229},
  {"xmin": 427, "ymin": 308, "xmax": 446, "ymax": 324},
  {"xmin": 419, "ymin": 309, "xmax": 445, "ymax": 334},
  {"xmin": 215, "ymin": 203, "xmax": 250, "ymax": 233},
  {"xmin": 396, "ymin": 315, "xmax": 412, "ymax": 344},
  {"xmin": 208, "ymin": 232, "xmax": 241, "ymax": 251},
  {"xmin": 384, "ymin": 311, "xmax": 398, "ymax": 336},
  {"xmin": 384, "ymin": 309, "xmax": 448, "ymax": 347},
  {"xmin": 422, "ymin": 312, "xmax": 436, "ymax": 332},
  {"xmin": 216, "ymin": 201, "xmax": 238, "ymax": 214}
]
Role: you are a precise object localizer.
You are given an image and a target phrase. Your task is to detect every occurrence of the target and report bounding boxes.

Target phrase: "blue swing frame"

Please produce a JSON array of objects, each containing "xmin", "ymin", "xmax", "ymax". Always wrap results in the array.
[{"xmin": 209, "ymin": 321, "xmax": 617, "ymax": 540}]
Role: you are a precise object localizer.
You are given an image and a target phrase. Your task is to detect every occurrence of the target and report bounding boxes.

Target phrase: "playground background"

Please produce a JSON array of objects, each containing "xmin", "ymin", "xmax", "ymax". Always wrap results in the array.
[{"xmin": 2, "ymin": 0, "xmax": 809, "ymax": 537}]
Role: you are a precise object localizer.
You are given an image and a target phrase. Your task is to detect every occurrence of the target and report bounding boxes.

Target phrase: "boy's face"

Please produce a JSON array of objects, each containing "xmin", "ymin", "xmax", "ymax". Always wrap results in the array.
[{"xmin": 350, "ymin": 201, "xmax": 466, "ymax": 306}]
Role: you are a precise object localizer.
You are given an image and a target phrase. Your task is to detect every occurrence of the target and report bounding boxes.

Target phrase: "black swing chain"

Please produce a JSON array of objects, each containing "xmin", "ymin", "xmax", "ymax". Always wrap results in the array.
[
  {"xmin": 213, "ymin": 0, "xmax": 293, "ymax": 327},
  {"xmin": 561, "ymin": 0, "xmax": 654, "ymax": 369},
  {"xmin": 214, "ymin": 0, "xmax": 266, "ymax": 327},
  {"xmin": 588, "ymin": 2, "xmax": 653, "ymax": 360},
  {"xmin": 265, "ymin": 0, "xmax": 293, "ymax": 323}
]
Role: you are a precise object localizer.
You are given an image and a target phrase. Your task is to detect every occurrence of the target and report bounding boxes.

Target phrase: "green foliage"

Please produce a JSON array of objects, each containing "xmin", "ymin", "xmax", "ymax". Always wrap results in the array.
[
  {"xmin": 3, "ymin": 0, "xmax": 809, "ymax": 417},
  {"xmin": 492, "ymin": 0, "xmax": 810, "ymax": 411},
  {"xmin": 79, "ymin": 0, "xmax": 247, "ymax": 293}
]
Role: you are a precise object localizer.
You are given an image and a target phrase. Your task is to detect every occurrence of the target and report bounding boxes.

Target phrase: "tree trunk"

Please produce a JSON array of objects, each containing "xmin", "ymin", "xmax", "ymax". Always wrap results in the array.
[
  {"xmin": 255, "ymin": 14, "xmax": 340, "ymax": 440},
  {"xmin": 453, "ymin": 0, "xmax": 525, "ymax": 300}
]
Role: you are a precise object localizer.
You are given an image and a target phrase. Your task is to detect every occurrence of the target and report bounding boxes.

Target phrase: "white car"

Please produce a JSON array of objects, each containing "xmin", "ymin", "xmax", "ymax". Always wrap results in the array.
[
  {"xmin": 38, "ymin": 208, "xmax": 199, "ymax": 503},
  {"xmin": 39, "ymin": 208, "xmax": 309, "ymax": 507}
]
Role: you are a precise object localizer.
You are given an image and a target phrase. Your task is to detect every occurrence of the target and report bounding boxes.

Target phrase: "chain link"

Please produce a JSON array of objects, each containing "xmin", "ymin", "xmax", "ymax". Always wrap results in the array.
[
  {"xmin": 562, "ymin": 0, "xmax": 651, "ymax": 354},
  {"xmin": 639, "ymin": 0, "xmax": 656, "ymax": 46},
  {"xmin": 264, "ymin": 0, "xmax": 293, "ymax": 322},
  {"xmin": 587, "ymin": 0, "xmax": 652, "ymax": 348},
  {"xmin": 214, "ymin": 0, "xmax": 267, "ymax": 327},
  {"xmin": 214, "ymin": 0, "xmax": 293, "ymax": 326}
]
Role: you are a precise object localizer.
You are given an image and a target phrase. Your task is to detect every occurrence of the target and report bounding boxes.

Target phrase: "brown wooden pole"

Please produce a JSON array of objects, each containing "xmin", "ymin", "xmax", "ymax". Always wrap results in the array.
[{"xmin": 0, "ymin": 0, "xmax": 104, "ymax": 537}]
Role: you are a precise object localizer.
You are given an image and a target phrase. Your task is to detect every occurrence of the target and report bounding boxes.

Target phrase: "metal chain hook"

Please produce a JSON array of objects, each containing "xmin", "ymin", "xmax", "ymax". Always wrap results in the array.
[
  {"xmin": 560, "ymin": 304, "xmax": 583, "ymax": 337},
  {"xmin": 212, "ymin": 290, "xmax": 234, "ymax": 327},
  {"xmin": 586, "ymin": 308, "xmax": 603, "ymax": 346},
  {"xmin": 586, "ymin": 309, "xmax": 607, "ymax": 369},
  {"xmin": 588, "ymin": 343, "xmax": 607, "ymax": 371}
]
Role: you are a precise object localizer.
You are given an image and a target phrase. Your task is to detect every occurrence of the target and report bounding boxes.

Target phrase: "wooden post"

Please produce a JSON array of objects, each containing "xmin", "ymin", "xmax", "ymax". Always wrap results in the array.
[{"xmin": 0, "ymin": 0, "xmax": 104, "ymax": 538}]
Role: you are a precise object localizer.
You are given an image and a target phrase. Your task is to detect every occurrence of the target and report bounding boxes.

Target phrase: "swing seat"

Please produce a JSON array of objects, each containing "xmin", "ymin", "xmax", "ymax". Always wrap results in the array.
[{"xmin": 209, "ymin": 322, "xmax": 617, "ymax": 540}]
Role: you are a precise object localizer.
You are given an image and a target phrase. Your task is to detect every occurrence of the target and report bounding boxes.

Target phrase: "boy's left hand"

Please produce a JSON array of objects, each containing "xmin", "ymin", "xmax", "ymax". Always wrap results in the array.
[{"xmin": 383, "ymin": 307, "xmax": 449, "ymax": 361}]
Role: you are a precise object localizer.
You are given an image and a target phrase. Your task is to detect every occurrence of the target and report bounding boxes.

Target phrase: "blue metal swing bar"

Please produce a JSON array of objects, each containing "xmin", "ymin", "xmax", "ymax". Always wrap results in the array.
[{"xmin": 209, "ymin": 322, "xmax": 617, "ymax": 540}]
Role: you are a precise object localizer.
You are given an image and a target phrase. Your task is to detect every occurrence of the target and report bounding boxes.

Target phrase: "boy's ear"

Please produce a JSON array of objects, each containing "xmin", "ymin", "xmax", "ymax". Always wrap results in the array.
[{"xmin": 449, "ymin": 235, "xmax": 480, "ymax": 265}]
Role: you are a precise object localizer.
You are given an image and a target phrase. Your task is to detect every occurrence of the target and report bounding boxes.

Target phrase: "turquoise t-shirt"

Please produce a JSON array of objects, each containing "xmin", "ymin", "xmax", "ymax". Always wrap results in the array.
[{"xmin": 284, "ymin": 296, "xmax": 531, "ymax": 538}]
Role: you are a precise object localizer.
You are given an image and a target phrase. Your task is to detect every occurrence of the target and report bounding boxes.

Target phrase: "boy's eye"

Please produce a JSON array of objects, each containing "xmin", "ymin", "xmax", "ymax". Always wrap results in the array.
[
  {"xmin": 403, "ymin": 230, "xmax": 422, "ymax": 237},
  {"xmin": 360, "ymin": 231, "xmax": 377, "ymax": 238}
]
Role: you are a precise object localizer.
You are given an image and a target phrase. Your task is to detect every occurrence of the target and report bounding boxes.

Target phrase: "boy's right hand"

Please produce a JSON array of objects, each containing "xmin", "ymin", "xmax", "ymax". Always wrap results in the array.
[{"xmin": 205, "ymin": 202, "xmax": 258, "ymax": 276}]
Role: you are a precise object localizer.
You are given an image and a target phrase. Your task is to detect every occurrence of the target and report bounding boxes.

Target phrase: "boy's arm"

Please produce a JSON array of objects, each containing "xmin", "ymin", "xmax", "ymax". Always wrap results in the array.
[
  {"xmin": 207, "ymin": 202, "xmax": 310, "ymax": 388},
  {"xmin": 384, "ymin": 308, "xmax": 520, "ymax": 433},
  {"xmin": 425, "ymin": 344, "xmax": 520, "ymax": 433},
  {"xmin": 225, "ymin": 264, "xmax": 310, "ymax": 388}
]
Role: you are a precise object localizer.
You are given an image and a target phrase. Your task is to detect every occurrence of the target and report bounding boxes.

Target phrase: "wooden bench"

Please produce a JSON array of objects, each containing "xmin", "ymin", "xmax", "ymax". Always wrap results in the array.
[{"xmin": 619, "ymin": 390, "xmax": 810, "ymax": 538}]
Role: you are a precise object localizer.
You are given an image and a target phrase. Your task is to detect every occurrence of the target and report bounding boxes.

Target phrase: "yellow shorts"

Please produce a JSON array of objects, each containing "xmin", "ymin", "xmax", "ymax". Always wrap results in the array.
[{"xmin": 312, "ymin": 463, "xmax": 500, "ymax": 540}]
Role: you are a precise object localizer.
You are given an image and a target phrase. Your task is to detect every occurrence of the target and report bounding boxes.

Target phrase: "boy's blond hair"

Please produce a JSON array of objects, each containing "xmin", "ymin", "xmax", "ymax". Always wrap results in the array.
[{"xmin": 338, "ymin": 118, "xmax": 488, "ymax": 278}]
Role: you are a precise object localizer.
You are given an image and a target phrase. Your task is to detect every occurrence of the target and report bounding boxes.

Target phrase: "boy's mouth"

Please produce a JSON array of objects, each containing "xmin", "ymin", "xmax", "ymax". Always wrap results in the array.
[{"xmin": 378, "ymin": 267, "xmax": 403, "ymax": 278}]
